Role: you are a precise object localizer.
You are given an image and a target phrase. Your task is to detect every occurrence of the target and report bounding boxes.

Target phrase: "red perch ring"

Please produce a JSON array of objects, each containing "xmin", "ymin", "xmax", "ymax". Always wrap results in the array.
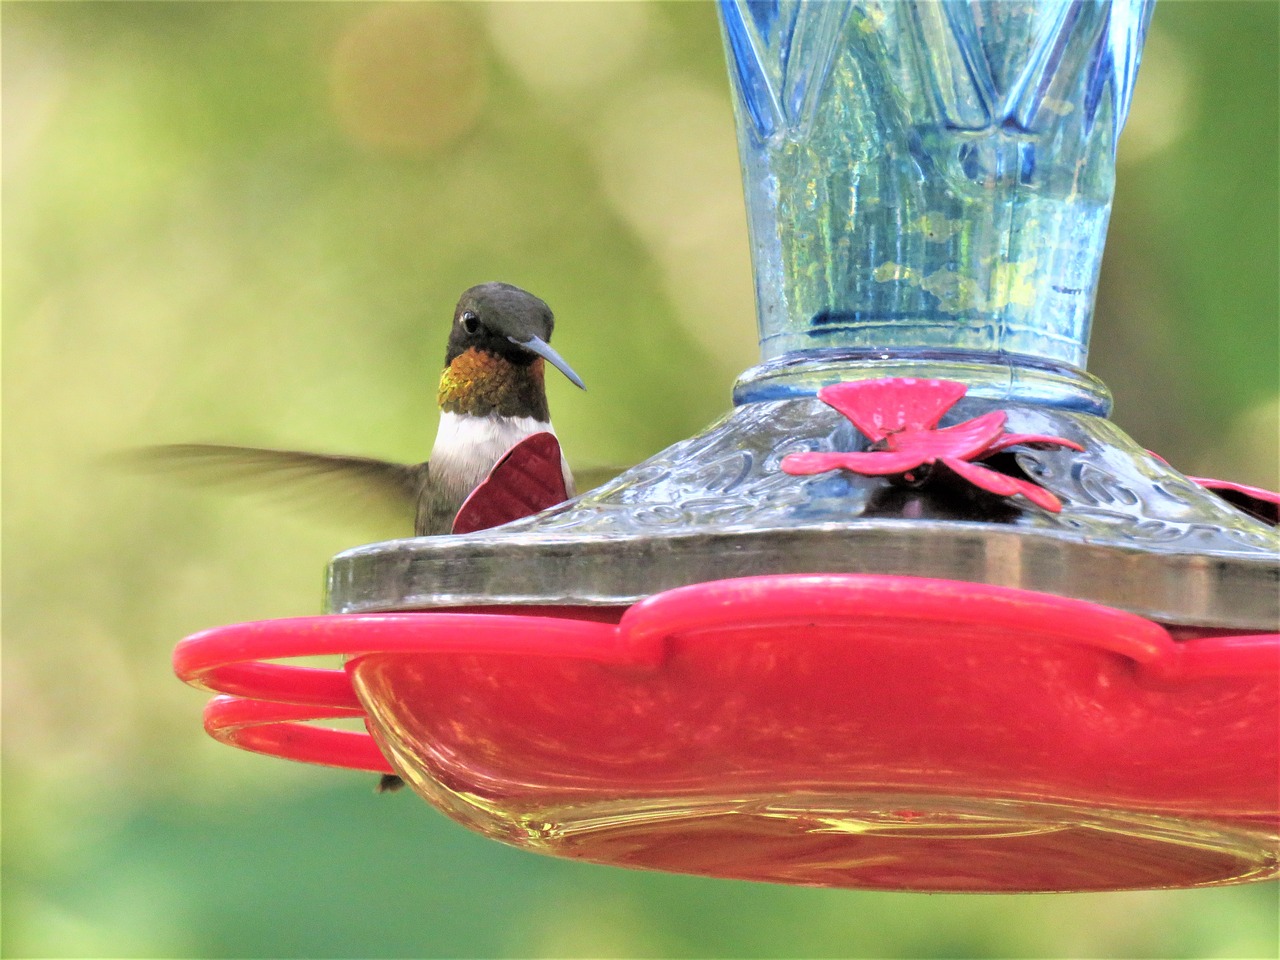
[{"xmin": 174, "ymin": 573, "xmax": 1279, "ymax": 893}]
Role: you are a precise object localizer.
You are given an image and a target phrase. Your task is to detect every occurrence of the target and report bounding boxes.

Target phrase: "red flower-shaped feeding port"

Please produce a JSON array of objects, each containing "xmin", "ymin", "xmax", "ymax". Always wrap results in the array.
[{"xmin": 782, "ymin": 378, "xmax": 1083, "ymax": 512}]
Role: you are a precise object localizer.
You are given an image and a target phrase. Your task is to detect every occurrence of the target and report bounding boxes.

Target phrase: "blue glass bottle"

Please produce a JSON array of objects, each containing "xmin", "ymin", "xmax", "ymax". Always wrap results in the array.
[{"xmin": 720, "ymin": 0, "xmax": 1154, "ymax": 414}]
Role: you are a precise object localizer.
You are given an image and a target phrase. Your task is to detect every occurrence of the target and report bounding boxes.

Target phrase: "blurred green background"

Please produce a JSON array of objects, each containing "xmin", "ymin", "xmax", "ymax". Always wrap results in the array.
[{"xmin": 3, "ymin": 2, "xmax": 1277, "ymax": 957}]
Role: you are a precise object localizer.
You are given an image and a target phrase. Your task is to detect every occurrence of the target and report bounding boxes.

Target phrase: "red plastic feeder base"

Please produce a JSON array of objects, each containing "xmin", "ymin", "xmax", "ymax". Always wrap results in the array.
[{"xmin": 174, "ymin": 574, "xmax": 1280, "ymax": 893}]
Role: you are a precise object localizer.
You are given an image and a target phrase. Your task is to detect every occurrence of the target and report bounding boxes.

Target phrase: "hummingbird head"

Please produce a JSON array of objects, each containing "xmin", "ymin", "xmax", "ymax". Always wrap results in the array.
[
  {"xmin": 439, "ymin": 282, "xmax": 584, "ymax": 419},
  {"xmin": 445, "ymin": 282, "xmax": 585, "ymax": 390}
]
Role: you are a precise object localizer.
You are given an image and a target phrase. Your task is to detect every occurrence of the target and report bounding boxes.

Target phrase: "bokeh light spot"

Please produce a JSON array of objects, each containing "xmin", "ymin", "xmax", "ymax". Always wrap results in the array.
[
  {"xmin": 330, "ymin": 4, "xmax": 487, "ymax": 156},
  {"xmin": 1121, "ymin": 27, "xmax": 1195, "ymax": 165},
  {"xmin": 484, "ymin": 2, "xmax": 653, "ymax": 100},
  {"xmin": 592, "ymin": 77, "xmax": 757, "ymax": 374}
]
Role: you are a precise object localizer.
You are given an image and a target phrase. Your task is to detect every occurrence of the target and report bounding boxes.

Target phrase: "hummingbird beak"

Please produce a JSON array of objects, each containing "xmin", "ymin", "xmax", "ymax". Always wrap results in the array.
[{"xmin": 510, "ymin": 335, "xmax": 586, "ymax": 390}]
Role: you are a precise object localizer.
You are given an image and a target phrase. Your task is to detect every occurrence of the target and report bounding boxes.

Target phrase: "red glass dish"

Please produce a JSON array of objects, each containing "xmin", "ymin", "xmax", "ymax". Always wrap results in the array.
[{"xmin": 174, "ymin": 573, "xmax": 1279, "ymax": 893}]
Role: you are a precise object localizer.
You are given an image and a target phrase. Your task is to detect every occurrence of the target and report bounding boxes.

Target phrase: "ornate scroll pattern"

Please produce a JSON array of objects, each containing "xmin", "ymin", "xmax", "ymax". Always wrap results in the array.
[{"xmin": 466, "ymin": 398, "xmax": 1277, "ymax": 557}]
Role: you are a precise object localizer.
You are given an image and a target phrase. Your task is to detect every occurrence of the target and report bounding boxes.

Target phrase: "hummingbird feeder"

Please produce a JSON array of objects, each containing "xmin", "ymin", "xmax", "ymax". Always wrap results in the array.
[{"xmin": 175, "ymin": 0, "xmax": 1278, "ymax": 893}]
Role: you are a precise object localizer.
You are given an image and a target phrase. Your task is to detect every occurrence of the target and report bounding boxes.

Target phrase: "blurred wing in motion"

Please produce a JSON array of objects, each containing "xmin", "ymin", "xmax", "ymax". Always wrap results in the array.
[{"xmin": 121, "ymin": 443, "xmax": 426, "ymax": 530}]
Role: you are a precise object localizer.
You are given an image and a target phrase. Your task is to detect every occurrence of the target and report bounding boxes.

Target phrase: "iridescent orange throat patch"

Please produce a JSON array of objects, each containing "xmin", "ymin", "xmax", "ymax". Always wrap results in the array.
[{"xmin": 438, "ymin": 347, "xmax": 549, "ymax": 420}]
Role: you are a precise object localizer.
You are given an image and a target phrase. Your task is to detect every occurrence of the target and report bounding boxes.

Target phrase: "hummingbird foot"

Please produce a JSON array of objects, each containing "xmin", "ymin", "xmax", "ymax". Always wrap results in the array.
[{"xmin": 376, "ymin": 774, "xmax": 405, "ymax": 793}]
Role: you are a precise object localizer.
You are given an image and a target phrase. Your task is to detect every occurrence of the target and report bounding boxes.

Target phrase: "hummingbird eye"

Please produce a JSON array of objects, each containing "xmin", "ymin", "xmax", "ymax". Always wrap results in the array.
[{"xmin": 460, "ymin": 311, "xmax": 481, "ymax": 335}]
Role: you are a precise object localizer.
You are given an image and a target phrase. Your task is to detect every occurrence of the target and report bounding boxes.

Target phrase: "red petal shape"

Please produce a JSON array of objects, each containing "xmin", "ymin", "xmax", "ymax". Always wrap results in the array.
[
  {"xmin": 818, "ymin": 378, "xmax": 968, "ymax": 441},
  {"xmin": 452, "ymin": 433, "xmax": 570, "ymax": 535},
  {"xmin": 984, "ymin": 432, "xmax": 1084, "ymax": 455},
  {"xmin": 782, "ymin": 450, "xmax": 930, "ymax": 476},
  {"xmin": 943, "ymin": 456, "xmax": 1021, "ymax": 495},
  {"xmin": 943, "ymin": 457, "xmax": 1064, "ymax": 513},
  {"xmin": 1004, "ymin": 476, "xmax": 1065, "ymax": 513},
  {"xmin": 890, "ymin": 410, "xmax": 1007, "ymax": 460}
]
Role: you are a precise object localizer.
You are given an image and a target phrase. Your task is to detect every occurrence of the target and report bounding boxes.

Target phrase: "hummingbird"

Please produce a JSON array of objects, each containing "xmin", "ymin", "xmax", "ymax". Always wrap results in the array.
[
  {"xmin": 139, "ymin": 281, "xmax": 587, "ymax": 792},
  {"xmin": 145, "ymin": 282, "xmax": 585, "ymax": 535}
]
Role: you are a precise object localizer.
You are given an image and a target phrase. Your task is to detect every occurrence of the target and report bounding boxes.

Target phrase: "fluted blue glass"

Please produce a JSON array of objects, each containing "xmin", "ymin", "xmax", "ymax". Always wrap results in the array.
[{"xmin": 720, "ymin": 0, "xmax": 1154, "ymax": 412}]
